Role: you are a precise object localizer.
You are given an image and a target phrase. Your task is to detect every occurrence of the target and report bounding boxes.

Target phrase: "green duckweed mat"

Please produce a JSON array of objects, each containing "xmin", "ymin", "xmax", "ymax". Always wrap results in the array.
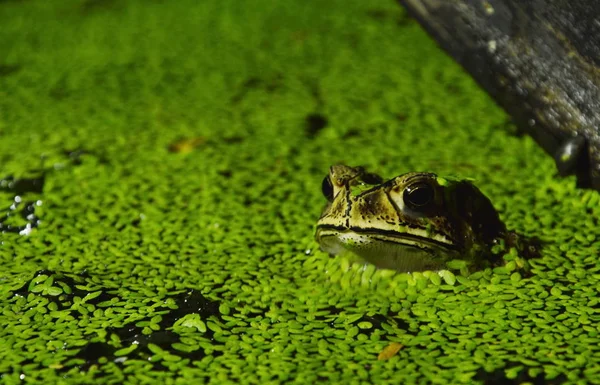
[{"xmin": 2, "ymin": 0, "xmax": 600, "ymax": 384}]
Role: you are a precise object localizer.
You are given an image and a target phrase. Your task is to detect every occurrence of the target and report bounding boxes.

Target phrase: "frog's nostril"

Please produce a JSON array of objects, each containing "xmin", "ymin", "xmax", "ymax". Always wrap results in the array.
[{"xmin": 361, "ymin": 172, "xmax": 384, "ymax": 185}]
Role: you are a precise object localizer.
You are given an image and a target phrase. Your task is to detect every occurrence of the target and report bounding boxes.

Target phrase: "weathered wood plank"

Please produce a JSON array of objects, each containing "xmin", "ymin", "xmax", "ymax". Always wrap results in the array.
[{"xmin": 399, "ymin": 0, "xmax": 600, "ymax": 189}]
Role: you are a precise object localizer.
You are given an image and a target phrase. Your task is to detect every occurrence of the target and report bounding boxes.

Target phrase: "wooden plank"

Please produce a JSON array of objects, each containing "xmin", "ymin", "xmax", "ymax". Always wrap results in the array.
[{"xmin": 399, "ymin": 0, "xmax": 600, "ymax": 189}]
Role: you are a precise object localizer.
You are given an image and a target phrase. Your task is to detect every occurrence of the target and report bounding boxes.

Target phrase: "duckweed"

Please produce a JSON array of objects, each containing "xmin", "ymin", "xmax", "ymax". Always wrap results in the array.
[{"xmin": 1, "ymin": 0, "xmax": 600, "ymax": 384}]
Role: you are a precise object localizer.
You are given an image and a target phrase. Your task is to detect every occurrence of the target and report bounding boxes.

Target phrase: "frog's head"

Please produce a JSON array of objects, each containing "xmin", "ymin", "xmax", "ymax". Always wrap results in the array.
[{"xmin": 316, "ymin": 165, "xmax": 507, "ymax": 271}]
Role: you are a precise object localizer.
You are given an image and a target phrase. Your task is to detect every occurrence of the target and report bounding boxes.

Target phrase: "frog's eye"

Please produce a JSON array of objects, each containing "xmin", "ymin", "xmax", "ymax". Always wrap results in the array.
[
  {"xmin": 321, "ymin": 176, "xmax": 335, "ymax": 201},
  {"xmin": 403, "ymin": 183, "xmax": 434, "ymax": 209}
]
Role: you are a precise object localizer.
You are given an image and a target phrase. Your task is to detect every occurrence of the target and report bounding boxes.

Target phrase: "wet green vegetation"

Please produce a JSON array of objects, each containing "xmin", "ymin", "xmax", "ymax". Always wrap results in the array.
[{"xmin": 1, "ymin": 0, "xmax": 600, "ymax": 384}]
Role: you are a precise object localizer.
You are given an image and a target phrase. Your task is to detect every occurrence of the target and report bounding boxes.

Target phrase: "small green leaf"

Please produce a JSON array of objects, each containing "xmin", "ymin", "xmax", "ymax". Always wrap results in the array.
[
  {"xmin": 219, "ymin": 303, "xmax": 230, "ymax": 315},
  {"xmin": 178, "ymin": 314, "xmax": 207, "ymax": 332},
  {"xmin": 171, "ymin": 342, "xmax": 198, "ymax": 353},
  {"xmin": 82, "ymin": 291, "xmax": 103, "ymax": 302},
  {"xmin": 46, "ymin": 286, "xmax": 63, "ymax": 296},
  {"xmin": 439, "ymin": 270, "xmax": 456, "ymax": 285},
  {"xmin": 147, "ymin": 343, "xmax": 165, "ymax": 355},
  {"xmin": 114, "ymin": 344, "xmax": 138, "ymax": 356}
]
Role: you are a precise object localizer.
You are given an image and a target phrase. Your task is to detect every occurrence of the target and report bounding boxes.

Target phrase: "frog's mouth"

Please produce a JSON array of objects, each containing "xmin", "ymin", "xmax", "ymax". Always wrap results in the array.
[{"xmin": 316, "ymin": 225, "xmax": 459, "ymax": 272}]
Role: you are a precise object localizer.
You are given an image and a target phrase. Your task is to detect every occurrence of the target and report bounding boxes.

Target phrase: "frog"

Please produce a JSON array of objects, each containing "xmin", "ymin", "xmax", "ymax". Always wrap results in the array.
[{"xmin": 315, "ymin": 165, "xmax": 536, "ymax": 272}]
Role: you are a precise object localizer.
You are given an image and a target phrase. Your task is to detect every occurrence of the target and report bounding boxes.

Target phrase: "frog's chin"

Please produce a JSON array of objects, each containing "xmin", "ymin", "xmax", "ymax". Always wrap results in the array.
[{"xmin": 317, "ymin": 230, "xmax": 458, "ymax": 272}]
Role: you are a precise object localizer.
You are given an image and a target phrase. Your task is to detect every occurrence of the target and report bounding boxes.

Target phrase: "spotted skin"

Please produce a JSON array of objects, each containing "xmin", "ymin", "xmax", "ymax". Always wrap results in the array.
[{"xmin": 316, "ymin": 165, "xmax": 511, "ymax": 272}]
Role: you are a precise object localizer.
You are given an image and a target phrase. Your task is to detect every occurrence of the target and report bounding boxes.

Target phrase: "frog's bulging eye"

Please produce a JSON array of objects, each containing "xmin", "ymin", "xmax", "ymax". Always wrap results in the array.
[
  {"xmin": 403, "ymin": 183, "xmax": 434, "ymax": 209},
  {"xmin": 322, "ymin": 176, "xmax": 334, "ymax": 201}
]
